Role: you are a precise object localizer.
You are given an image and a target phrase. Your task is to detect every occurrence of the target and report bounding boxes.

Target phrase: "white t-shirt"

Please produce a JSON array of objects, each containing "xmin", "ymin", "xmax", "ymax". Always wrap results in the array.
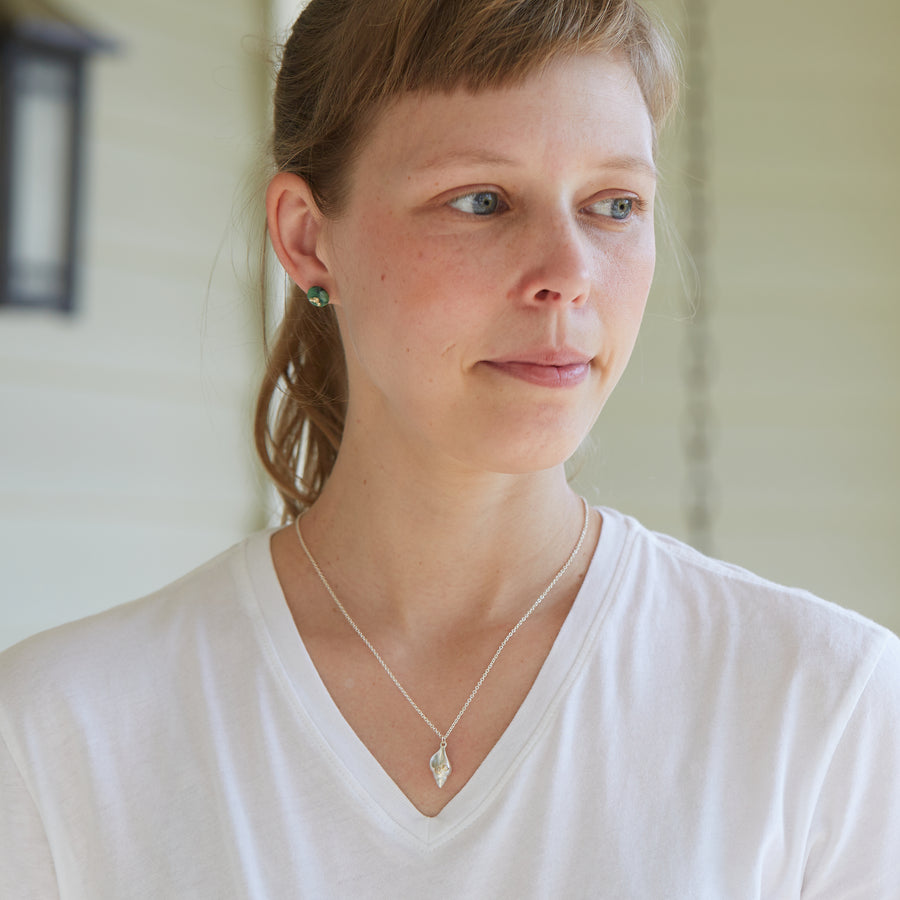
[{"xmin": 2, "ymin": 508, "xmax": 899, "ymax": 899}]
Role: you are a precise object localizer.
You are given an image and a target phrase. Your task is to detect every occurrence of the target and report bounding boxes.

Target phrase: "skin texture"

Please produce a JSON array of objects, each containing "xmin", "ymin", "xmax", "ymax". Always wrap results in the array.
[{"xmin": 266, "ymin": 53, "xmax": 656, "ymax": 815}]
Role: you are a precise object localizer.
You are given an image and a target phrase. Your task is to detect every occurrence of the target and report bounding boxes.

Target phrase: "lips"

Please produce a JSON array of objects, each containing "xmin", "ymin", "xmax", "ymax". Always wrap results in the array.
[{"xmin": 482, "ymin": 350, "xmax": 593, "ymax": 388}]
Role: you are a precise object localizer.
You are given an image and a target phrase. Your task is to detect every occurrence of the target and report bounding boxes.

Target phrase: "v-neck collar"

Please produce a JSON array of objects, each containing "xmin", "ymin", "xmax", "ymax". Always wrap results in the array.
[{"xmin": 242, "ymin": 507, "xmax": 628, "ymax": 847}]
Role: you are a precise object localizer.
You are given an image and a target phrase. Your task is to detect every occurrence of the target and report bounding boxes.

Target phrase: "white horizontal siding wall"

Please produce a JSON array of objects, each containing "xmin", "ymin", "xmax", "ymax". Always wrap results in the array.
[{"xmin": 0, "ymin": 0, "xmax": 271, "ymax": 649}]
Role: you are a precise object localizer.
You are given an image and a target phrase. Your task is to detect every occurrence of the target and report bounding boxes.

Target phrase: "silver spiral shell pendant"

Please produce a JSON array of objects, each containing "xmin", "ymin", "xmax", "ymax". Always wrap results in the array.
[{"xmin": 429, "ymin": 742, "xmax": 452, "ymax": 788}]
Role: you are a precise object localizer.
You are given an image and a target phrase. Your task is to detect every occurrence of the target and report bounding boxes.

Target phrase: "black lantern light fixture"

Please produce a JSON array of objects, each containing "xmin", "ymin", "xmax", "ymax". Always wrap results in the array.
[{"xmin": 0, "ymin": 0, "xmax": 112, "ymax": 312}]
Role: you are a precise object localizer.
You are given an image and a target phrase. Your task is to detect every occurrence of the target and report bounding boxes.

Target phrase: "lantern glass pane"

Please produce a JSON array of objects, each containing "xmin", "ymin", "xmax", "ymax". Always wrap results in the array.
[{"xmin": 8, "ymin": 52, "xmax": 76, "ymax": 304}]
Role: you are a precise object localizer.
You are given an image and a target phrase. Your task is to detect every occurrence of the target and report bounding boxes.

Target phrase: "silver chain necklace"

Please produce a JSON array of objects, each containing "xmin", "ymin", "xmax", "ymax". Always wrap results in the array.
[{"xmin": 294, "ymin": 497, "xmax": 590, "ymax": 789}]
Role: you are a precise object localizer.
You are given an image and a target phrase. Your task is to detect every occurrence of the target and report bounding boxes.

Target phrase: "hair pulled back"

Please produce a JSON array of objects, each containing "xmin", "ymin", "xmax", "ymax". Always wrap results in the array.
[{"xmin": 255, "ymin": 0, "xmax": 680, "ymax": 519}]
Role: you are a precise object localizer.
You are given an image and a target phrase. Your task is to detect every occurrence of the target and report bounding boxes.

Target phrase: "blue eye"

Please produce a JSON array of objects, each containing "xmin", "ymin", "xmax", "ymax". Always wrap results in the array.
[
  {"xmin": 448, "ymin": 191, "xmax": 502, "ymax": 216},
  {"xmin": 590, "ymin": 197, "xmax": 634, "ymax": 220}
]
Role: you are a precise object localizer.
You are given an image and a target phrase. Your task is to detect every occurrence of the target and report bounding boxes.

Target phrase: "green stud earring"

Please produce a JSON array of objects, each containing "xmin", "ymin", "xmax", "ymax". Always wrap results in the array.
[{"xmin": 307, "ymin": 286, "xmax": 329, "ymax": 308}]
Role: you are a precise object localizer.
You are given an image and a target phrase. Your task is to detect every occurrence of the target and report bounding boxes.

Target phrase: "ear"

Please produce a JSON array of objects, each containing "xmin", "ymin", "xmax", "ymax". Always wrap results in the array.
[{"xmin": 266, "ymin": 172, "xmax": 333, "ymax": 298}]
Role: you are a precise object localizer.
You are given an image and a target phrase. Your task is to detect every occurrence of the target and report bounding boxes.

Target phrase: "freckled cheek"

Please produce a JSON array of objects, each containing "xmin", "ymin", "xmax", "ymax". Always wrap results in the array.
[
  {"xmin": 359, "ymin": 224, "xmax": 435, "ymax": 294},
  {"xmin": 630, "ymin": 254, "xmax": 656, "ymax": 315},
  {"xmin": 590, "ymin": 249, "xmax": 654, "ymax": 375},
  {"xmin": 347, "ymin": 229, "xmax": 467, "ymax": 360},
  {"xmin": 381, "ymin": 233, "xmax": 475, "ymax": 313},
  {"xmin": 608, "ymin": 241, "xmax": 655, "ymax": 316}
]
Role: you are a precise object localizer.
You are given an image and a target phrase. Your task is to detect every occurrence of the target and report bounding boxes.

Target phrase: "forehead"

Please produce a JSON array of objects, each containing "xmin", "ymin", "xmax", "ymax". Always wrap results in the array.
[{"xmin": 354, "ymin": 53, "xmax": 655, "ymax": 182}]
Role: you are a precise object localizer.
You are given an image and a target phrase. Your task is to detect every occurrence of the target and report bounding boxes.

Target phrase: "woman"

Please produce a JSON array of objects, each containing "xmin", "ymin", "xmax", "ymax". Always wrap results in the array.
[{"xmin": 2, "ymin": 0, "xmax": 899, "ymax": 896}]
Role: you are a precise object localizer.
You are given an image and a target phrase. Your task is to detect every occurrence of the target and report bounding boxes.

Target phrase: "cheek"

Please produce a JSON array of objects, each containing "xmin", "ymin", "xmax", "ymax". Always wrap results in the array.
[
  {"xmin": 627, "ymin": 255, "xmax": 655, "ymax": 324},
  {"xmin": 374, "ymin": 233, "xmax": 489, "ymax": 345},
  {"xmin": 593, "ymin": 238, "xmax": 655, "ymax": 370},
  {"xmin": 619, "ymin": 229, "xmax": 655, "ymax": 312},
  {"xmin": 598, "ymin": 233, "xmax": 655, "ymax": 320},
  {"xmin": 334, "ymin": 223, "xmax": 469, "ymax": 377}
]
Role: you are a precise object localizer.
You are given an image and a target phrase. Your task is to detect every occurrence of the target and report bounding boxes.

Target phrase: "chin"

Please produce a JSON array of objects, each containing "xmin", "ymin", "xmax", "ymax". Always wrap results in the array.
[
  {"xmin": 493, "ymin": 402, "xmax": 603, "ymax": 470},
  {"xmin": 459, "ymin": 425, "xmax": 591, "ymax": 476}
]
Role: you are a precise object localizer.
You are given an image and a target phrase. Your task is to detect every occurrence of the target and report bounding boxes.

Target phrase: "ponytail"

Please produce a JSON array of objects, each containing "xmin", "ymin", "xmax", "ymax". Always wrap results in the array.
[{"xmin": 253, "ymin": 284, "xmax": 346, "ymax": 519}]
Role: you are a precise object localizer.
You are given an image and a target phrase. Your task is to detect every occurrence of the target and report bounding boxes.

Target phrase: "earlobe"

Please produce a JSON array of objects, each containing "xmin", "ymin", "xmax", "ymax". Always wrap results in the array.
[{"xmin": 266, "ymin": 172, "xmax": 332, "ymax": 297}]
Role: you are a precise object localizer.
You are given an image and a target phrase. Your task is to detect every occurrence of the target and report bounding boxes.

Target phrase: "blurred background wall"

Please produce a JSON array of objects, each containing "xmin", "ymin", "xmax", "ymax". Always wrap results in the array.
[
  {"xmin": 1, "ymin": 0, "xmax": 897, "ymax": 650},
  {"xmin": 0, "ymin": 0, "xmax": 272, "ymax": 649},
  {"xmin": 575, "ymin": 0, "xmax": 900, "ymax": 634}
]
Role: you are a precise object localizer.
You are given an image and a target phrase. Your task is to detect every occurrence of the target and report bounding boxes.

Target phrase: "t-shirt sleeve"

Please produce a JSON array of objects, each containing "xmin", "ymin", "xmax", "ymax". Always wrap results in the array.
[
  {"xmin": 0, "ymin": 731, "xmax": 60, "ymax": 899},
  {"xmin": 801, "ymin": 631, "xmax": 900, "ymax": 899}
]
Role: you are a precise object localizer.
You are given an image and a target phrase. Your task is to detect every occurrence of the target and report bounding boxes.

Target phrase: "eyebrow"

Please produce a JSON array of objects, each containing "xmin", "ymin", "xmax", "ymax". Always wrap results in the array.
[
  {"xmin": 599, "ymin": 155, "xmax": 658, "ymax": 180},
  {"xmin": 411, "ymin": 150, "xmax": 657, "ymax": 180},
  {"xmin": 411, "ymin": 150, "xmax": 519, "ymax": 173}
]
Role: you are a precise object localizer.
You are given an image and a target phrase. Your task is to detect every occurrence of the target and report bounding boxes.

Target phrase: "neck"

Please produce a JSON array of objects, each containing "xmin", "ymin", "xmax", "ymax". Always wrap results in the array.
[{"xmin": 298, "ymin": 440, "xmax": 589, "ymax": 634}]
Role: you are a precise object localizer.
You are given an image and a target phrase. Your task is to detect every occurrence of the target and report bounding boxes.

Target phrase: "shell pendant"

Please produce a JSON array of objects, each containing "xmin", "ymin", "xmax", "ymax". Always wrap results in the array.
[{"xmin": 429, "ymin": 742, "xmax": 452, "ymax": 788}]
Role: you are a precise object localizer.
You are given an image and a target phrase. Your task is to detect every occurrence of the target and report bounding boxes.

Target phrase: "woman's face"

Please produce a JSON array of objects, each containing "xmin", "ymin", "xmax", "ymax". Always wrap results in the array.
[{"xmin": 319, "ymin": 52, "xmax": 657, "ymax": 475}]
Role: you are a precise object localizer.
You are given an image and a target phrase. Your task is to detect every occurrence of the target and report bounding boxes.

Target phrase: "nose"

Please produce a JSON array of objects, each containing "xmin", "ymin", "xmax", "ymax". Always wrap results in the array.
[{"xmin": 513, "ymin": 213, "xmax": 593, "ymax": 307}]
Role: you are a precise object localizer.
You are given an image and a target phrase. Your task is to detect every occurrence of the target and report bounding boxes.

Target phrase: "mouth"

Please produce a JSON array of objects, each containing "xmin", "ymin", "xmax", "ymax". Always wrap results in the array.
[{"xmin": 482, "ymin": 352, "xmax": 593, "ymax": 388}]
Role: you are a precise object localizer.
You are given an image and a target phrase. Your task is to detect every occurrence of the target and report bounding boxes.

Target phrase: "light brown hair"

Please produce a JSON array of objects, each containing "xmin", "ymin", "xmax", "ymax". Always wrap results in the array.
[{"xmin": 255, "ymin": 0, "xmax": 680, "ymax": 519}]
